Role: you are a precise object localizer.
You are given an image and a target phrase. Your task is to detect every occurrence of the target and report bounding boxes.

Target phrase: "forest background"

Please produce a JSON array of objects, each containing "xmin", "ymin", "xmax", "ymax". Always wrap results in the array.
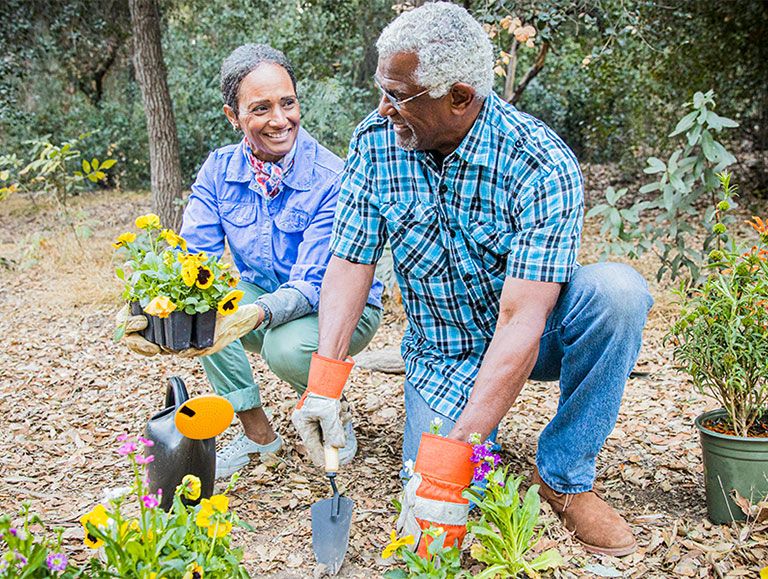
[{"xmin": 1, "ymin": 0, "xmax": 766, "ymax": 198}]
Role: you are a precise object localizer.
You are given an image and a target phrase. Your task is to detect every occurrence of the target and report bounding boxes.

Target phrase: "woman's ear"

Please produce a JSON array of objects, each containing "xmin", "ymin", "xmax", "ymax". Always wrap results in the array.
[{"xmin": 223, "ymin": 104, "xmax": 239, "ymax": 131}]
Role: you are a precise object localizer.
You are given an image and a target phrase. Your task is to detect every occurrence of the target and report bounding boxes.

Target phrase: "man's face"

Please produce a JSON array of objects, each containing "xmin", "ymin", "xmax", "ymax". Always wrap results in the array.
[{"xmin": 375, "ymin": 53, "xmax": 449, "ymax": 152}]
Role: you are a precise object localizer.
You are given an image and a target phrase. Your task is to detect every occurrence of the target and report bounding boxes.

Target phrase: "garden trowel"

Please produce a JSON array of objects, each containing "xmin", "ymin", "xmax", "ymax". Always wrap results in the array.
[{"xmin": 311, "ymin": 447, "xmax": 354, "ymax": 576}]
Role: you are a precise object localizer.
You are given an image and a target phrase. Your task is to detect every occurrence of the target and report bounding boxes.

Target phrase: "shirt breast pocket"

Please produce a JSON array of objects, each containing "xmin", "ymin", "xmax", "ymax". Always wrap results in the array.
[
  {"xmin": 382, "ymin": 202, "xmax": 449, "ymax": 279},
  {"xmin": 274, "ymin": 208, "xmax": 310, "ymax": 233},
  {"xmin": 219, "ymin": 201, "xmax": 257, "ymax": 227}
]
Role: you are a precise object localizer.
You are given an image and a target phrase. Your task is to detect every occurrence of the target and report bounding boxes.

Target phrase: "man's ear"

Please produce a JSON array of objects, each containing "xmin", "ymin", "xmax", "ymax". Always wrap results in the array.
[
  {"xmin": 449, "ymin": 83, "xmax": 476, "ymax": 113},
  {"xmin": 223, "ymin": 104, "xmax": 239, "ymax": 130}
]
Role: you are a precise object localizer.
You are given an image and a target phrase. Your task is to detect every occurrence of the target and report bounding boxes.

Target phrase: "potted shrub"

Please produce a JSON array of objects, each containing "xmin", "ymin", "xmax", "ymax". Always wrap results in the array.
[
  {"xmin": 668, "ymin": 172, "xmax": 768, "ymax": 523},
  {"xmin": 113, "ymin": 213, "xmax": 244, "ymax": 351}
]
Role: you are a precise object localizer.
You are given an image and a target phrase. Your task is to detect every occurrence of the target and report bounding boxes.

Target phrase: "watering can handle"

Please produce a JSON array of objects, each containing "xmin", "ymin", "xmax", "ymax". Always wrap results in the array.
[{"xmin": 165, "ymin": 376, "xmax": 190, "ymax": 410}]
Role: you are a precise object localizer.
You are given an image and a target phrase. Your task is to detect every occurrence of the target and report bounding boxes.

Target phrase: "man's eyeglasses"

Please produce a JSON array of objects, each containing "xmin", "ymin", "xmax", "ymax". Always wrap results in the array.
[{"xmin": 374, "ymin": 78, "xmax": 430, "ymax": 111}]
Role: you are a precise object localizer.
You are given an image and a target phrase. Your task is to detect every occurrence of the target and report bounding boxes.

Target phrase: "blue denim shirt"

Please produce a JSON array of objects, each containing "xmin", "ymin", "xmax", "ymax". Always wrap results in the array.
[{"xmin": 181, "ymin": 127, "xmax": 383, "ymax": 314}]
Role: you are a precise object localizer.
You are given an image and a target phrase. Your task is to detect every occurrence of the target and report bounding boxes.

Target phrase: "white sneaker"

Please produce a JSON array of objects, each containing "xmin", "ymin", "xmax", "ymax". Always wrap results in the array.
[
  {"xmin": 338, "ymin": 421, "xmax": 358, "ymax": 466},
  {"xmin": 215, "ymin": 433, "xmax": 282, "ymax": 480}
]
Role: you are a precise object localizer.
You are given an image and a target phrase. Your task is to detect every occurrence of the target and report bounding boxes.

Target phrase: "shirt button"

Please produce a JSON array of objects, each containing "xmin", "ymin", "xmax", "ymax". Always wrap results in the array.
[
  {"xmin": 439, "ymin": 184, "xmax": 448, "ymax": 194},
  {"xmin": 449, "ymin": 229, "xmax": 456, "ymax": 238},
  {"xmin": 463, "ymin": 273, "xmax": 473, "ymax": 282}
]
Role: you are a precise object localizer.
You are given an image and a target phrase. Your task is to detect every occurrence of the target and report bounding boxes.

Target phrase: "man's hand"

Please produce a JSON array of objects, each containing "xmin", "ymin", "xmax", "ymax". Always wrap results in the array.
[
  {"xmin": 291, "ymin": 353, "xmax": 354, "ymax": 467},
  {"xmin": 396, "ymin": 433, "xmax": 475, "ymax": 557},
  {"xmin": 178, "ymin": 304, "xmax": 264, "ymax": 358}
]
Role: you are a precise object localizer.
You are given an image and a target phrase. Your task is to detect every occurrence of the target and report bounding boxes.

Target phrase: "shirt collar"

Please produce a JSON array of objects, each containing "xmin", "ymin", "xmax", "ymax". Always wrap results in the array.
[
  {"xmin": 446, "ymin": 92, "xmax": 499, "ymax": 169},
  {"xmin": 225, "ymin": 127, "xmax": 315, "ymax": 191}
]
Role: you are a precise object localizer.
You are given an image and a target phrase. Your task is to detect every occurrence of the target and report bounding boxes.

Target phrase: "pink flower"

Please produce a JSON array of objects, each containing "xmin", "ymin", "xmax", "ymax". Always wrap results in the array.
[
  {"xmin": 138, "ymin": 437, "xmax": 154, "ymax": 447},
  {"xmin": 135, "ymin": 455, "xmax": 155, "ymax": 465},
  {"xmin": 118, "ymin": 442, "xmax": 138, "ymax": 455},
  {"xmin": 117, "ymin": 433, "xmax": 129, "ymax": 442},
  {"xmin": 142, "ymin": 495, "xmax": 159, "ymax": 509}
]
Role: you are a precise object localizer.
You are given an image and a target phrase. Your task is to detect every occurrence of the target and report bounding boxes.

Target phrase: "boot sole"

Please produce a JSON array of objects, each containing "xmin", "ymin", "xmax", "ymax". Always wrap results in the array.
[{"xmin": 578, "ymin": 538, "xmax": 638, "ymax": 557}]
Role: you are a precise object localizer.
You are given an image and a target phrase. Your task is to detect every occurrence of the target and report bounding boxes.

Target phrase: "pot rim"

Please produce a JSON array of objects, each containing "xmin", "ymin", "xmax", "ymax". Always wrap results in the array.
[{"xmin": 695, "ymin": 408, "xmax": 766, "ymax": 443}]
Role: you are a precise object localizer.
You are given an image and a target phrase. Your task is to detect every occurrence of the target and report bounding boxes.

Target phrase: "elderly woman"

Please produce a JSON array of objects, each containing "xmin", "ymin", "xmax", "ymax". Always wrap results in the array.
[{"xmin": 125, "ymin": 44, "xmax": 383, "ymax": 478}]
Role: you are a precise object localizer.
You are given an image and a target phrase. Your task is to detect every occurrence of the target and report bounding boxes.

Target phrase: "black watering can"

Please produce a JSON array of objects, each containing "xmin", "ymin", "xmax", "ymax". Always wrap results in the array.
[{"xmin": 144, "ymin": 376, "xmax": 216, "ymax": 511}]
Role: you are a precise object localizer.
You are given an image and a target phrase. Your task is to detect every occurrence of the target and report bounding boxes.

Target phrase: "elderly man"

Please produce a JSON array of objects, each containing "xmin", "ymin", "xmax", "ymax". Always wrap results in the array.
[{"xmin": 291, "ymin": 2, "xmax": 652, "ymax": 558}]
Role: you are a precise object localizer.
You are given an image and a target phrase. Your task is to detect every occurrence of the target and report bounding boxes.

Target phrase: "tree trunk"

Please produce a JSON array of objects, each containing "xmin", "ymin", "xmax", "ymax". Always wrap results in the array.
[{"xmin": 128, "ymin": 0, "xmax": 183, "ymax": 231}]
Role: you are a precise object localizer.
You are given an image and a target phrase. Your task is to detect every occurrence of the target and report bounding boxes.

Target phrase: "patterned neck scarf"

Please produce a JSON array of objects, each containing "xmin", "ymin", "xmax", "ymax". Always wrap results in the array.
[{"xmin": 241, "ymin": 137, "xmax": 294, "ymax": 199}]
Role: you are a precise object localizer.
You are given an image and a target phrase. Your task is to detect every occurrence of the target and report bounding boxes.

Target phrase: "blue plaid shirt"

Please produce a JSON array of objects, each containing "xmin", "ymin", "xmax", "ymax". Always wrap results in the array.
[{"xmin": 330, "ymin": 92, "xmax": 583, "ymax": 420}]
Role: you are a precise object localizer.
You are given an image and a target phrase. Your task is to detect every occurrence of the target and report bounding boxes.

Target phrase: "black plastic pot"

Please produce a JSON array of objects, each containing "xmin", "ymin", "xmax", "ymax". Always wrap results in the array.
[
  {"xmin": 131, "ymin": 301, "xmax": 164, "ymax": 346},
  {"xmin": 192, "ymin": 309, "xmax": 217, "ymax": 349},
  {"xmin": 164, "ymin": 311, "xmax": 193, "ymax": 351},
  {"xmin": 144, "ymin": 376, "xmax": 215, "ymax": 511}
]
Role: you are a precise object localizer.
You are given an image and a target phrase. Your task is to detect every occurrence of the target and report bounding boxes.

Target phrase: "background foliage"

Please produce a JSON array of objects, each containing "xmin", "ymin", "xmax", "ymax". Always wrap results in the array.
[{"xmin": 1, "ymin": 0, "xmax": 766, "ymax": 193}]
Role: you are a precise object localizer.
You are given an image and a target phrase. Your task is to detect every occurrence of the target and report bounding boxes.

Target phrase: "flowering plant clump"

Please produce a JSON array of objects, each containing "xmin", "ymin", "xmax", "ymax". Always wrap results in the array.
[
  {"xmin": 113, "ymin": 213, "xmax": 241, "ymax": 323},
  {"xmin": 668, "ymin": 172, "xmax": 768, "ymax": 437},
  {"xmin": 0, "ymin": 503, "xmax": 75, "ymax": 578},
  {"xmin": 78, "ymin": 434, "xmax": 250, "ymax": 578},
  {"xmin": 382, "ymin": 527, "xmax": 465, "ymax": 579}
]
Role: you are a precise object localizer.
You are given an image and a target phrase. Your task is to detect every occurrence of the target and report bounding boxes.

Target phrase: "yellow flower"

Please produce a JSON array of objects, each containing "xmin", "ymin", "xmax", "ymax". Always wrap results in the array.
[
  {"xmin": 160, "ymin": 228, "xmax": 187, "ymax": 250},
  {"xmin": 195, "ymin": 265, "xmax": 214, "ymax": 289},
  {"xmin": 381, "ymin": 530, "xmax": 414, "ymax": 559},
  {"xmin": 120, "ymin": 519, "xmax": 141, "ymax": 537},
  {"xmin": 227, "ymin": 276, "xmax": 239, "ymax": 288},
  {"xmin": 80, "ymin": 504, "xmax": 109, "ymax": 549},
  {"xmin": 195, "ymin": 494, "xmax": 229, "ymax": 528},
  {"xmin": 182, "ymin": 262, "xmax": 199, "ymax": 286},
  {"xmin": 761, "ymin": 567, "xmax": 768, "ymax": 579},
  {"xmin": 182, "ymin": 563, "xmax": 204, "ymax": 579},
  {"xmin": 208, "ymin": 494, "xmax": 229, "ymax": 513},
  {"xmin": 135, "ymin": 213, "xmax": 161, "ymax": 230},
  {"xmin": 218, "ymin": 290, "xmax": 244, "ymax": 316},
  {"xmin": 181, "ymin": 474, "xmax": 202, "ymax": 501},
  {"xmin": 144, "ymin": 296, "xmax": 177, "ymax": 318},
  {"xmin": 207, "ymin": 520, "xmax": 232, "ymax": 538},
  {"xmin": 112, "ymin": 232, "xmax": 136, "ymax": 249}
]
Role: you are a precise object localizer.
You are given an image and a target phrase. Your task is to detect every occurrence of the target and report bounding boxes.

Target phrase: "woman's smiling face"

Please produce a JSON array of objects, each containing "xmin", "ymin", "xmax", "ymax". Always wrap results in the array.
[{"xmin": 224, "ymin": 62, "xmax": 300, "ymax": 162}]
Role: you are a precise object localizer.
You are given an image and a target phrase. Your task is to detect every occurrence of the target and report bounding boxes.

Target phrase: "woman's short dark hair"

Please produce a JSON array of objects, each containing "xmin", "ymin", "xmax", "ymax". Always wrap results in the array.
[{"xmin": 220, "ymin": 44, "xmax": 297, "ymax": 112}]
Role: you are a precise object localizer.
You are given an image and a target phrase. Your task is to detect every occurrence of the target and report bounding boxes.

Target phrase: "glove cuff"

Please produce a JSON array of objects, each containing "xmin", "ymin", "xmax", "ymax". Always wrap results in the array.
[
  {"xmin": 415, "ymin": 433, "xmax": 474, "ymax": 487},
  {"xmin": 305, "ymin": 353, "xmax": 354, "ymax": 400}
]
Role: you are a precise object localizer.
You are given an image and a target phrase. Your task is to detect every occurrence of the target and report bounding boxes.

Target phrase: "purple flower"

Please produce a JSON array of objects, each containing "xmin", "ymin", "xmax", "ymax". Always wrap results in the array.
[
  {"xmin": 138, "ymin": 437, "xmax": 154, "ymax": 447},
  {"xmin": 9, "ymin": 527, "xmax": 17, "ymax": 536},
  {"xmin": 470, "ymin": 442, "xmax": 501, "ymax": 483},
  {"xmin": 46, "ymin": 553, "xmax": 68, "ymax": 572},
  {"xmin": 135, "ymin": 454, "xmax": 155, "ymax": 465},
  {"xmin": 118, "ymin": 442, "xmax": 138, "ymax": 455},
  {"xmin": 142, "ymin": 494, "xmax": 159, "ymax": 509},
  {"xmin": 117, "ymin": 433, "xmax": 129, "ymax": 442},
  {"xmin": 15, "ymin": 552, "xmax": 27, "ymax": 565}
]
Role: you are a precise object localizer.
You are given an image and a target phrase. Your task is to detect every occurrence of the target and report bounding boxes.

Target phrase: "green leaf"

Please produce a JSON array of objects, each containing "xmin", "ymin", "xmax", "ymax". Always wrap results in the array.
[
  {"xmin": 91, "ymin": 158, "xmax": 99, "ymax": 170},
  {"xmin": 530, "ymin": 548, "xmax": 564, "ymax": 571},
  {"xmin": 700, "ymin": 130, "xmax": 717, "ymax": 162},
  {"xmin": 644, "ymin": 157, "xmax": 666, "ymax": 174},
  {"xmin": 585, "ymin": 203, "xmax": 608, "ymax": 219},
  {"xmin": 95, "ymin": 171, "xmax": 107, "ymax": 180},
  {"xmin": 669, "ymin": 110, "xmax": 698, "ymax": 137},
  {"xmin": 100, "ymin": 158, "xmax": 117, "ymax": 169},
  {"xmin": 82, "ymin": 159, "xmax": 91, "ymax": 173},
  {"xmin": 706, "ymin": 111, "xmax": 739, "ymax": 131},
  {"xmin": 639, "ymin": 182, "xmax": 660, "ymax": 194}
]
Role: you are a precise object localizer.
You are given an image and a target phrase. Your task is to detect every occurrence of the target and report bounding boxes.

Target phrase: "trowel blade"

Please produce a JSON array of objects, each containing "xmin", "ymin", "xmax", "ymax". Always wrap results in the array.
[{"xmin": 310, "ymin": 495, "xmax": 354, "ymax": 576}]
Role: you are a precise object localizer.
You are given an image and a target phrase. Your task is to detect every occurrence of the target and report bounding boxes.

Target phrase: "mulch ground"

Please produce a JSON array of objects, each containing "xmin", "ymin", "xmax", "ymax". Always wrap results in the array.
[{"xmin": 0, "ymin": 185, "xmax": 766, "ymax": 578}]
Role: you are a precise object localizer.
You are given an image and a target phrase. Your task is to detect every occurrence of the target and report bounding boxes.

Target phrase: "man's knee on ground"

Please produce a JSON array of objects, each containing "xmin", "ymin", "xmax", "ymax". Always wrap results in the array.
[{"xmin": 575, "ymin": 263, "xmax": 653, "ymax": 326}]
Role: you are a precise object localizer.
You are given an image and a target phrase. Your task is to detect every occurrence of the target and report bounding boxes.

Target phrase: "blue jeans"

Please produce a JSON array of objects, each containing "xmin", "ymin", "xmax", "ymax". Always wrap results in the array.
[{"xmin": 402, "ymin": 262, "xmax": 653, "ymax": 494}]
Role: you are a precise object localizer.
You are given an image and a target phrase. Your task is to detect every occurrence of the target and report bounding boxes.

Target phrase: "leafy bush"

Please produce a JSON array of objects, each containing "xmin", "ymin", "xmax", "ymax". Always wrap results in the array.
[
  {"xmin": 588, "ymin": 90, "xmax": 738, "ymax": 281},
  {"xmin": 668, "ymin": 173, "xmax": 768, "ymax": 437}
]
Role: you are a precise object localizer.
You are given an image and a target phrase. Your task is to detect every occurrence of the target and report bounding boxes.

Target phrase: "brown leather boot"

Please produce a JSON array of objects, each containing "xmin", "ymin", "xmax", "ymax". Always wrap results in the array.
[{"xmin": 532, "ymin": 467, "xmax": 637, "ymax": 557}]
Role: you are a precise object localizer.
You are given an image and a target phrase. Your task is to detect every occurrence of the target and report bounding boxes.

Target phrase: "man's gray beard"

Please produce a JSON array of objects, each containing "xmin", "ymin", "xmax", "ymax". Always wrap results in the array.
[{"xmin": 394, "ymin": 120, "xmax": 419, "ymax": 151}]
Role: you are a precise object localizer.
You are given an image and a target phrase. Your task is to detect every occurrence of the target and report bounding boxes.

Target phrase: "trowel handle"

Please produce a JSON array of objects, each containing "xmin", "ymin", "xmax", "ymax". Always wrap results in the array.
[{"xmin": 324, "ymin": 446, "xmax": 340, "ymax": 473}]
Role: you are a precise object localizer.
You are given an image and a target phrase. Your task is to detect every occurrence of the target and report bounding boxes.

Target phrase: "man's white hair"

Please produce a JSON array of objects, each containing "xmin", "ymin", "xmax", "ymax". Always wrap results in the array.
[{"xmin": 376, "ymin": 2, "xmax": 494, "ymax": 99}]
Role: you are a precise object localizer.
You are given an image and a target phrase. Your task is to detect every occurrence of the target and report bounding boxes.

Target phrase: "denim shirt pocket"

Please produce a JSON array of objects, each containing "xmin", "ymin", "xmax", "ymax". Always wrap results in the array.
[
  {"xmin": 274, "ymin": 208, "xmax": 310, "ymax": 233},
  {"xmin": 381, "ymin": 201, "xmax": 449, "ymax": 279},
  {"xmin": 219, "ymin": 201, "xmax": 258, "ymax": 227}
]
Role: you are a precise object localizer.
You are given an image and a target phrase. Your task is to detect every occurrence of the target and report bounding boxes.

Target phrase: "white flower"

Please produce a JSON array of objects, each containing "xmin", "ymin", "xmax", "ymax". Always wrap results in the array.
[
  {"xmin": 403, "ymin": 459, "xmax": 415, "ymax": 478},
  {"xmin": 102, "ymin": 486, "xmax": 131, "ymax": 502},
  {"xmin": 429, "ymin": 417, "xmax": 444, "ymax": 435}
]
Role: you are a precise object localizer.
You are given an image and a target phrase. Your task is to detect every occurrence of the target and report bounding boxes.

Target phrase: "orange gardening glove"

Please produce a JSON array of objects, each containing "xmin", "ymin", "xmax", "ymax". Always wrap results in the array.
[
  {"xmin": 396, "ymin": 433, "xmax": 475, "ymax": 557},
  {"xmin": 290, "ymin": 353, "xmax": 354, "ymax": 467}
]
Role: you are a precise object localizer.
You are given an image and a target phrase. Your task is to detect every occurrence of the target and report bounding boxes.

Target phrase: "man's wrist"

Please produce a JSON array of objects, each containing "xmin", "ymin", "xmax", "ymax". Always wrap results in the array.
[{"xmin": 258, "ymin": 302, "xmax": 272, "ymax": 328}]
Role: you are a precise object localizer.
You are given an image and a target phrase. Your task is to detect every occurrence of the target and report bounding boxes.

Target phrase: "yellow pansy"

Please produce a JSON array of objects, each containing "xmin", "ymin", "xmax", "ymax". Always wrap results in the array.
[
  {"xmin": 135, "ymin": 213, "xmax": 161, "ymax": 230},
  {"xmin": 144, "ymin": 296, "xmax": 177, "ymax": 318},
  {"xmin": 195, "ymin": 265, "xmax": 214, "ymax": 289},
  {"xmin": 182, "ymin": 262, "xmax": 199, "ymax": 286},
  {"xmin": 80, "ymin": 504, "xmax": 109, "ymax": 549},
  {"xmin": 112, "ymin": 232, "xmax": 136, "ymax": 249},
  {"xmin": 160, "ymin": 228, "xmax": 187, "ymax": 250},
  {"xmin": 217, "ymin": 290, "xmax": 244, "ymax": 316},
  {"xmin": 227, "ymin": 276, "xmax": 239, "ymax": 288},
  {"xmin": 207, "ymin": 520, "xmax": 232, "ymax": 538},
  {"xmin": 182, "ymin": 563, "xmax": 204, "ymax": 579},
  {"xmin": 195, "ymin": 494, "xmax": 229, "ymax": 528},
  {"xmin": 761, "ymin": 567, "xmax": 768, "ymax": 579},
  {"xmin": 120, "ymin": 518, "xmax": 141, "ymax": 537},
  {"xmin": 180, "ymin": 474, "xmax": 202, "ymax": 501},
  {"xmin": 381, "ymin": 530, "xmax": 414, "ymax": 559}
]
